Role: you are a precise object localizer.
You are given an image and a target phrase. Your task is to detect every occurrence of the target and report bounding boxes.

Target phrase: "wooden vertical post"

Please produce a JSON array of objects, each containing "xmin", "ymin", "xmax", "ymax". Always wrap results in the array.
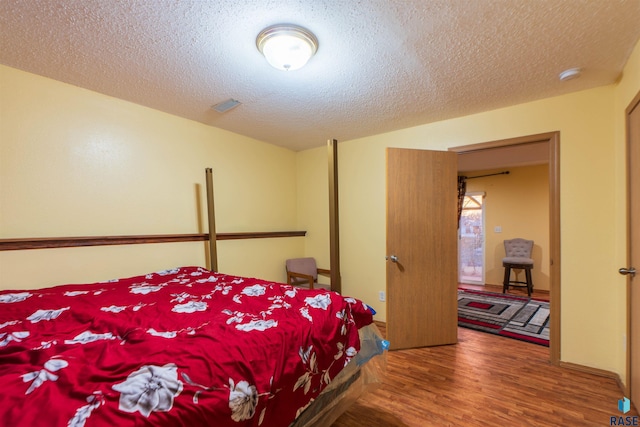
[
  {"xmin": 205, "ymin": 168, "xmax": 218, "ymax": 272},
  {"xmin": 328, "ymin": 139, "xmax": 341, "ymax": 293}
]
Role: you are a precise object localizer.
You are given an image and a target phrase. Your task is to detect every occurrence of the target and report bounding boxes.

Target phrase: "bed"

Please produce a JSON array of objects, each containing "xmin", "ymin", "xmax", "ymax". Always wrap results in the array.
[
  {"xmin": 0, "ymin": 265, "xmax": 386, "ymax": 426},
  {"xmin": 0, "ymin": 163, "xmax": 387, "ymax": 426}
]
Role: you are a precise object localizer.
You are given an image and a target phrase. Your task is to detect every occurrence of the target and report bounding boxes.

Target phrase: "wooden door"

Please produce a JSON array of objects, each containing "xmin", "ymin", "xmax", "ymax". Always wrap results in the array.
[
  {"xmin": 626, "ymin": 92, "xmax": 640, "ymax": 410},
  {"xmin": 386, "ymin": 148, "xmax": 458, "ymax": 350}
]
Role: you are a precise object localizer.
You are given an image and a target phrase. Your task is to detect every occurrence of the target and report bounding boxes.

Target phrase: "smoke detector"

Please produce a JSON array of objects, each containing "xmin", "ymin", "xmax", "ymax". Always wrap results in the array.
[{"xmin": 559, "ymin": 68, "xmax": 582, "ymax": 81}]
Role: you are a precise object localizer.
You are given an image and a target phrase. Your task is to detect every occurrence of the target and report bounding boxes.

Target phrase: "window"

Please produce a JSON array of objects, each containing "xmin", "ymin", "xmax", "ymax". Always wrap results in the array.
[{"xmin": 458, "ymin": 192, "xmax": 485, "ymax": 284}]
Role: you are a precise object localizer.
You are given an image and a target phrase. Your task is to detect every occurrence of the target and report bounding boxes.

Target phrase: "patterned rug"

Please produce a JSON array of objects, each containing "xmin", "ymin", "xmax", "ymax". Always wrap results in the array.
[{"xmin": 457, "ymin": 288, "xmax": 549, "ymax": 346}]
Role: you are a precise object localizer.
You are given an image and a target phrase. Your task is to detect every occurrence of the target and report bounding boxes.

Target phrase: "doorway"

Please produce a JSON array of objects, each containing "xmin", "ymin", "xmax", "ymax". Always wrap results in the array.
[{"xmin": 450, "ymin": 132, "xmax": 560, "ymax": 365}]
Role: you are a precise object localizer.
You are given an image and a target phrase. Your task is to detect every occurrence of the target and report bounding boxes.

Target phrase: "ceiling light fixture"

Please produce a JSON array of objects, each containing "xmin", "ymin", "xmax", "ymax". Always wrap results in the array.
[{"xmin": 256, "ymin": 24, "xmax": 318, "ymax": 71}]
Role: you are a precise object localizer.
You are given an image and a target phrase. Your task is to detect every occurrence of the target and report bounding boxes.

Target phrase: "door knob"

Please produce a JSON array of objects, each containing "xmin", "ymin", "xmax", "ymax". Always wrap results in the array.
[
  {"xmin": 386, "ymin": 255, "xmax": 399, "ymax": 263},
  {"xmin": 619, "ymin": 267, "xmax": 636, "ymax": 277}
]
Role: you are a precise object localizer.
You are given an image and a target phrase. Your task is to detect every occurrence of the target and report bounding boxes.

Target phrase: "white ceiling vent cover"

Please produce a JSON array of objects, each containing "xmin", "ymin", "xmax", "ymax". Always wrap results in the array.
[{"xmin": 212, "ymin": 99, "xmax": 242, "ymax": 113}]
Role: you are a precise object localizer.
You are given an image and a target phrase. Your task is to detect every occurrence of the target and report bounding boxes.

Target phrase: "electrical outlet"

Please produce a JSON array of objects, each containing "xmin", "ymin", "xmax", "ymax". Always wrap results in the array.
[{"xmin": 379, "ymin": 291, "xmax": 386, "ymax": 302}]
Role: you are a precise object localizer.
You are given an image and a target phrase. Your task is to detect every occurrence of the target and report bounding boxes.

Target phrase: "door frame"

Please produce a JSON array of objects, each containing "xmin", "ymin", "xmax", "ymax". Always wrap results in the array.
[
  {"xmin": 625, "ymin": 90, "xmax": 640, "ymax": 397},
  {"xmin": 450, "ymin": 131, "xmax": 561, "ymax": 365}
]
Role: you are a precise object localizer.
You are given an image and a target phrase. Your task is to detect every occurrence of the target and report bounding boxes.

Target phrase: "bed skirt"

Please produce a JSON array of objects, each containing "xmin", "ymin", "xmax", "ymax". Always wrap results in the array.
[{"xmin": 293, "ymin": 323, "xmax": 388, "ymax": 427}]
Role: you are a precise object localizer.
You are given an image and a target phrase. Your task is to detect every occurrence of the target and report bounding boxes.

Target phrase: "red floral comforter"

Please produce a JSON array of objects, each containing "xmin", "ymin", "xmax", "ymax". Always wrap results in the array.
[{"xmin": 0, "ymin": 266, "xmax": 373, "ymax": 426}]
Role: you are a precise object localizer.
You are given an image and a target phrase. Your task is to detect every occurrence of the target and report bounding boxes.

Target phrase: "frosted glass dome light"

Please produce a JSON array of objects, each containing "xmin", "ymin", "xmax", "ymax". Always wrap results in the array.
[{"xmin": 256, "ymin": 24, "xmax": 318, "ymax": 71}]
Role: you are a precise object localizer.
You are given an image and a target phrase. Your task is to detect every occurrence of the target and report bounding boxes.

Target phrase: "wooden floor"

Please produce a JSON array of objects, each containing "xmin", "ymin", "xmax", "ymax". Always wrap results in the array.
[{"xmin": 333, "ymin": 287, "xmax": 637, "ymax": 427}]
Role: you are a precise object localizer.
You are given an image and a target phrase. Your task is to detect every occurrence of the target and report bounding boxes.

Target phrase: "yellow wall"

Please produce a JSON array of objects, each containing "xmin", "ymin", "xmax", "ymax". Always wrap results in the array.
[
  {"xmin": 299, "ymin": 39, "xmax": 640, "ymax": 383},
  {"xmin": 0, "ymin": 64, "xmax": 303, "ymax": 288},
  {"xmin": 295, "ymin": 145, "xmax": 331, "ymax": 285},
  {"xmin": 464, "ymin": 165, "xmax": 550, "ymax": 291}
]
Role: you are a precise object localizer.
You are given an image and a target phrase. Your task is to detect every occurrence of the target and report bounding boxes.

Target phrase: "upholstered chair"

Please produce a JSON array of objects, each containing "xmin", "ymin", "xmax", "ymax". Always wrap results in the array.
[
  {"xmin": 502, "ymin": 238, "xmax": 534, "ymax": 296},
  {"xmin": 285, "ymin": 258, "xmax": 331, "ymax": 290}
]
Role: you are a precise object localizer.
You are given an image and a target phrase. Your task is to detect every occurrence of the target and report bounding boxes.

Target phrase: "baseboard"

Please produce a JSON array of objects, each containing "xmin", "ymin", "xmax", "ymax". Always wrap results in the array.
[
  {"xmin": 373, "ymin": 320, "xmax": 386, "ymax": 329},
  {"xmin": 559, "ymin": 361, "xmax": 628, "ymax": 395},
  {"xmin": 460, "ymin": 283, "xmax": 550, "ymax": 296}
]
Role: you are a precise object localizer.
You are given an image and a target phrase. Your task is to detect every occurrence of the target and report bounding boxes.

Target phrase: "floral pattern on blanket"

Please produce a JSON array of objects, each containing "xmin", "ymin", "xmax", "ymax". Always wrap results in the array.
[{"xmin": 0, "ymin": 266, "xmax": 373, "ymax": 427}]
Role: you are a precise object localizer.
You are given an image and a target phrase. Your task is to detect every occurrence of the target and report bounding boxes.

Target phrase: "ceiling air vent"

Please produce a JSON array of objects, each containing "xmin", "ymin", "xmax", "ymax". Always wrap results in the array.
[{"xmin": 212, "ymin": 98, "xmax": 241, "ymax": 113}]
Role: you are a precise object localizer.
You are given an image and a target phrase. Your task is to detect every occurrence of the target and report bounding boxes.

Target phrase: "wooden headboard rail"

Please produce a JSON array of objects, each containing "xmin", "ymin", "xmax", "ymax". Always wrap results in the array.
[
  {"xmin": 0, "ymin": 168, "xmax": 305, "ymax": 260},
  {"xmin": 0, "ymin": 231, "xmax": 306, "ymax": 251}
]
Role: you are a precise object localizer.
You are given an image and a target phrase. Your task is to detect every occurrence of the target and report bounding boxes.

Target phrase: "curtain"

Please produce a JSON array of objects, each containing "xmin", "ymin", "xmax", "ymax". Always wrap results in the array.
[{"xmin": 457, "ymin": 176, "xmax": 467, "ymax": 228}]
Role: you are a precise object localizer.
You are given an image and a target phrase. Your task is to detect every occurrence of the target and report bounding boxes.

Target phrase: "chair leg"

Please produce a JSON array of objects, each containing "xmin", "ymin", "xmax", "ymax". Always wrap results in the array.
[
  {"xmin": 525, "ymin": 268, "xmax": 533, "ymax": 297},
  {"xmin": 503, "ymin": 266, "xmax": 511, "ymax": 293}
]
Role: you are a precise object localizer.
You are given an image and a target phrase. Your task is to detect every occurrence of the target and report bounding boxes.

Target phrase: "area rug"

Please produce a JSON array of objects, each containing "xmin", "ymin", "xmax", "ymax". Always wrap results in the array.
[{"xmin": 458, "ymin": 288, "xmax": 549, "ymax": 346}]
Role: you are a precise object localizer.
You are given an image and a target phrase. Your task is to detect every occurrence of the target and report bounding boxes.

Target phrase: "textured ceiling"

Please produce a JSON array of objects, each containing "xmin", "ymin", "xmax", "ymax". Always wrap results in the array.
[{"xmin": 1, "ymin": 1, "xmax": 639, "ymax": 152}]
